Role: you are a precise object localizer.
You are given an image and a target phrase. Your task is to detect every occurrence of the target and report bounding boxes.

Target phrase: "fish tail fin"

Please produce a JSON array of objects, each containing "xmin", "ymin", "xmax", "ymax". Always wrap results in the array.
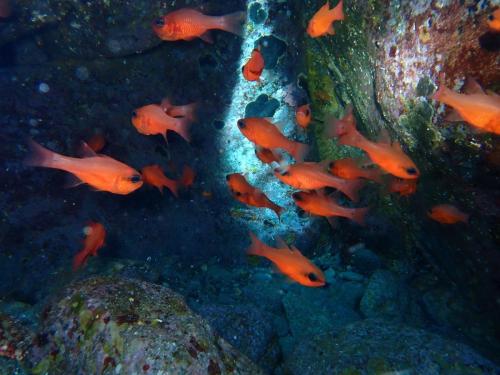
[
  {"xmin": 181, "ymin": 102, "xmax": 198, "ymax": 123},
  {"xmin": 163, "ymin": 176, "xmax": 180, "ymax": 198},
  {"xmin": 247, "ymin": 231, "xmax": 265, "ymax": 257},
  {"xmin": 325, "ymin": 105, "xmax": 356, "ymax": 139},
  {"xmin": 368, "ymin": 169, "xmax": 384, "ymax": 184},
  {"xmin": 330, "ymin": 0, "xmax": 344, "ymax": 20},
  {"xmin": 343, "ymin": 178, "xmax": 365, "ymax": 202},
  {"xmin": 289, "ymin": 141, "xmax": 309, "ymax": 162},
  {"xmin": 160, "ymin": 97, "xmax": 172, "ymax": 112},
  {"xmin": 351, "ymin": 207, "xmax": 369, "ymax": 225},
  {"xmin": 219, "ymin": 11, "xmax": 246, "ymax": 37},
  {"xmin": 174, "ymin": 117, "xmax": 192, "ymax": 143},
  {"xmin": 24, "ymin": 138, "xmax": 59, "ymax": 168},
  {"xmin": 72, "ymin": 250, "xmax": 89, "ymax": 271}
]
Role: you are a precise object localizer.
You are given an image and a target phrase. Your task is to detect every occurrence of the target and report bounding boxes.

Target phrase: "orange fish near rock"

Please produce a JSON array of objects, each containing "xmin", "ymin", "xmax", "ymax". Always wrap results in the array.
[
  {"xmin": 226, "ymin": 173, "xmax": 283, "ymax": 219},
  {"xmin": 388, "ymin": 177, "xmax": 417, "ymax": 196},
  {"xmin": 488, "ymin": 9, "xmax": 500, "ymax": 32},
  {"xmin": 329, "ymin": 158, "xmax": 383, "ymax": 184},
  {"xmin": 428, "ymin": 204, "xmax": 469, "ymax": 224},
  {"xmin": 237, "ymin": 118, "xmax": 309, "ymax": 161},
  {"xmin": 255, "ymin": 146, "xmax": 283, "ymax": 164},
  {"xmin": 73, "ymin": 222, "xmax": 106, "ymax": 271},
  {"xmin": 296, "ymin": 104, "xmax": 312, "ymax": 129},
  {"xmin": 247, "ymin": 232, "xmax": 326, "ymax": 287},
  {"xmin": 131, "ymin": 104, "xmax": 192, "ymax": 143},
  {"xmin": 274, "ymin": 162, "xmax": 363, "ymax": 202},
  {"xmin": 142, "ymin": 164, "xmax": 194, "ymax": 197},
  {"xmin": 242, "ymin": 48, "xmax": 264, "ymax": 81},
  {"xmin": 327, "ymin": 105, "xmax": 419, "ymax": 179},
  {"xmin": 153, "ymin": 9, "xmax": 246, "ymax": 43},
  {"xmin": 307, "ymin": 0, "xmax": 344, "ymax": 38},
  {"xmin": 25, "ymin": 139, "xmax": 142, "ymax": 195},
  {"xmin": 293, "ymin": 190, "xmax": 368, "ymax": 225},
  {"xmin": 432, "ymin": 76, "xmax": 500, "ymax": 135}
]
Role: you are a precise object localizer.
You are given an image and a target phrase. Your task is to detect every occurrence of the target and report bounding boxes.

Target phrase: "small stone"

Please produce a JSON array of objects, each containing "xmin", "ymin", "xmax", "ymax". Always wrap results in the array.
[
  {"xmin": 38, "ymin": 82, "xmax": 50, "ymax": 94},
  {"xmin": 75, "ymin": 66, "xmax": 90, "ymax": 81}
]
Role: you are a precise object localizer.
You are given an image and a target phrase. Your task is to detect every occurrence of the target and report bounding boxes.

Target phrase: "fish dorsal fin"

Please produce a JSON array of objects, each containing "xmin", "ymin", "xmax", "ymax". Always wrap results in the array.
[
  {"xmin": 464, "ymin": 77, "xmax": 485, "ymax": 95},
  {"xmin": 377, "ymin": 129, "xmax": 391, "ymax": 144},
  {"xmin": 290, "ymin": 245, "xmax": 303, "ymax": 255},
  {"xmin": 64, "ymin": 174, "xmax": 84, "ymax": 188},
  {"xmin": 392, "ymin": 141, "xmax": 403, "ymax": 152},
  {"xmin": 80, "ymin": 142, "xmax": 98, "ymax": 158},
  {"xmin": 319, "ymin": 1, "xmax": 330, "ymax": 15},
  {"xmin": 275, "ymin": 236, "xmax": 290, "ymax": 250},
  {"xmin": 199, "ymin": 31, "xmax": 214, "ymax": 44},
  {"xmin": 444, "ymin": 109, "xmax": 464, "ymax": 122}
]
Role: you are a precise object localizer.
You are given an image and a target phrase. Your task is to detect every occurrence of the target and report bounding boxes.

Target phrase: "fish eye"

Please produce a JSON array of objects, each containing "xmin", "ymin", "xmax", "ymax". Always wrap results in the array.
[
  {"xmin": 130, "ymin": 174, "xmax": 142, "ymax": 183},
  {"xmin": 235, "ymin": 191, "xmax": 242, "ymax": 196},
  {"xmin": 488, "ymin": 14, "xmax": 494, "ymax": 21},
  {"xmin": 154, "ymin": 17, "xmax": 165, "ymax": 26},
  {"xmin": 132, "ymin": 111, "xmax": 137, "ymax": 118},
  {"xmin": 328, "ymin": 161, "xmax": 335, "ymax": 169},
  {"xmin": 241, "ymin": 66, "xmax": 245, "ymax": 73},
  {"xmin": 225, "ymin": 174, "xmax": 231, "ymax": 181},
  {"xmin": 307, "ymin": 272, "xmax": 318, "ymax": 282},
  {"xmin": 304, "ymin": 109, "xmax": 310, "ymax": 116},
  {"xmin": 292, "ymin": 192, "xmax": 302, "ymax": 201},
  {"xmin": 280, "ymin": 170, "xmax": 289, "ymax": 176},
  {"xmin": 406, "ymin": 167, "xmax": 417, "ymax": 175},
  {"xmin": 237, "ymin": 119, "xmax": 245, "ymax": 128}
]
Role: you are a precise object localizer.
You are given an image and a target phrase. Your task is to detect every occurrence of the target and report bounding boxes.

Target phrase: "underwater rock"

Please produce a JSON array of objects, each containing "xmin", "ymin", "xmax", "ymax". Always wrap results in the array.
[
  {"xmin": 346, "ymin": 243, "xmax": 382, "ymax": 276},
  {"xmin": 244, "ymin": 94, "xmax": 280, "ymax": 118},
  {"xmin": 285, "ymin": 319, "xmax": 499, "ymax": 375},
  {"xmin": 21, "ymin": 277, "xmax": 263, "ymax": 374}
]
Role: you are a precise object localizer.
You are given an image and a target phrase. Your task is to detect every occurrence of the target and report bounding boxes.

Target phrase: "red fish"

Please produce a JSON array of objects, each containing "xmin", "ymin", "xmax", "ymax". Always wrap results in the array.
[
  {"xmin": 329, "ymin": 158, "xmax": 383, "ymax": 184},
  {"xmin": 25, "ymin": 139, "xmax": 142, "ymax": 195},
  {"xmin": 293, "ymin": 190, "xmax": 368, "ymax": 225},
  {"xmin": 428, "ymin": 204, "xmax": 469, "ymax": 224},
  {"xmin": 242, "ymin": 48, "xmax": 265, "ymax": 81},
  {"xmin": 488, "ymin": 9, "xmax": 500, "ymax": 32},
  {"xmin": 142, "ymin": 164, "xmax": 194, "ymax": 197},
  {"xmin": 255, "ymin": 146, "xmax": 283, "ymax": 164},
  {"xmin": 327, "ymin": 105, "xmax": 419, "ymax": 179},
  {"xmin": 432, "ymin": 76, "xmax": 500, "ymax": 135},
  {"xmin": 226, "ymin": 173, "xmax": 283, "ymax": 219},
  {"xmin": 296, "ymin": 104, "xmax": 312, "ymax": 129},
  {"xmin": 237, "ymin": 117, "xmax": 309, "ymax": 161},
  {"xmin": 307, "ymin": 0, "xmax": 344, "ymax": 38},
  {"xmin": 73, "ymin": 222, "xmax": 106, "ymax": 271},
  {"xmin": 131, "ymin": 104, "xmax": 192, "ymax": 143},
  {"xmin": 388, "ymin": 177, "xmax": 417, "ymax": 196},
  {"xmin": 274, "ymin": 162, "xmax": 363, "ymax": 202},
  {"xmin": 86, "ymin": 133, "xmax": 106, "ymax": 153},
  {"xmin": 160, "ymin": 98, "xmax": 198, "ymax": 123},
  {"xmin": 153, "ymin": 9, "xmax": 246, "ymax": 43},
  {"xmin": 247, "ymin": 232, "xmax": 326, "ymax": 287}
]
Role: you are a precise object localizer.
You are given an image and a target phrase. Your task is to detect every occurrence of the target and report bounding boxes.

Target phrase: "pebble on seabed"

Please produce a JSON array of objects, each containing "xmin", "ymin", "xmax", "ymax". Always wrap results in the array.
[{"xmin": 38, "ymin": 82, "xmax": 50, "ymax": 94}]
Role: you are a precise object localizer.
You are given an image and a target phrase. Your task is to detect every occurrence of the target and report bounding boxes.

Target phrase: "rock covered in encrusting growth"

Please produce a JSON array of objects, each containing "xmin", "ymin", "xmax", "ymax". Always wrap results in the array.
[
  {"xmin": 28, "ymin": 277, "xmax": 264, "ymax": 374},
  {"xmin": 285, "ymin": 319, "xmax": 499, "ymax": 375}
]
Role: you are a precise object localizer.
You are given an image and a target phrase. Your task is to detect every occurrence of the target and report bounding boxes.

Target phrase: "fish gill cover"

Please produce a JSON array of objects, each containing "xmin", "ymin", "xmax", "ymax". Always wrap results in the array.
[{"xmin": 0, "ymin": 0, "xmax": 499, "ymax": 374}]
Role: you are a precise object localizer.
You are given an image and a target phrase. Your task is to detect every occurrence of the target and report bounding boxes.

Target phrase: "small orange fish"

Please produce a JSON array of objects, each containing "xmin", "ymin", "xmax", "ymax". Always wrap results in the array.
[
  {"xmin": 153, "ymin": 9, "xmax": 246, "ymax": 43},
  {"xmin": 329, "ymin": 158, "xmax": 383, "ymax": 184},
  {"xmin": 131, "ymin": 104, "xmax": 192, "ymax": 143},
  {"xmin": 142, "ymin": 164, "xmax": 194, "ymax": 197},
  {"xmin": 293, "ymin": 190, "xmax": 368, "ymax": 225},
  {"xmin": 432, "ymin": 75, "xmax": 500, "ymax": 135},
  {"xmin": 327, "ymin": 105, "xmax": 419, "ymax": 179},
  {"xmin": 296, "ymin": 104, "xmax": 312, "ymax": 129},
  {"xmin": 160, "ymin": 98, "xmax": 198, "ymax": 123},
  {"xmin": 73, "ymin": 222, "xmax": 106, "ymax": 271},
  {"xmin": 428, "ymin": 204, "xmax": 469, "ymax": 224},
  {"xmin": 274, "ymin": 162, "xmax": 363, "ymax": 202},
  {"xmin": 86, "ymin": 133, "xmax": 106, "ymax": 153},
  {"xmin": 307, "ymin": 0, "xmax": 344, "ymax": 38},
  {"xmin": 237, "ymin": 118, "xmax": 309, "ymax": 161},
  {"xmin": 488, "ymin": 9, "xmax": 500, "ymax": 32},
  {"xmin": 388, "ymin": 177, "xmax": 417, "ymax": 196},
  {"xmin": 226, "ymin": 173, "xmax": 283, "ymax": 219},
  {"xmin": 247, "ymin": 232, "xmax": 326, "ymax": 287},
  {"xmin": 25, "ymin": 139, "xmax": 142, "ymax": 195},
  {"xmin": 242, "ymin": 48, "xmax": 265, "ymax": 81},
  {"xmin": 255, "ymin": 146, "xmax": 283, "ymax": 164}
]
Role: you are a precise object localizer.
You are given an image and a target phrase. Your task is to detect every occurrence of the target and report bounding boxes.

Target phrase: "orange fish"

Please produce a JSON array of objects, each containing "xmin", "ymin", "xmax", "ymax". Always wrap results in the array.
[
  {"xmin": 329, "ymin": 158, "xmax": 383, "ymax": 184},
  {"xmin": 226, "ymin": 173, "xmax": 283, "ymax": 219},
  {"xmin": 25, "ymin": 139, "xmax": 142, "ymax": 195},
  {"xmin": 131, "ymin": 104, "xmax": 192, "ymax": 143},
  {"xmin": 73, "ymin": 222, "xmax": 106, "ymax": 271},
  {"xmin": 488, "ymin": 9, "xmax": 500, "ymax": 32},
  {"xmin": 428, "ymin": 204, "xmax": 469, "ymax": 224},
  {"xmin": 237, "ymin": 118, "xmax": 309, "ymax": 161},
  {"xmin": 296, "ymin": 104, "xmax": 312, "ymax": 129},
  {"xmin": 86, "ymin": 133, "xmax": 106, "ymax": 153},
  {"xmin": 255, "ymin": 146, "xmax": 283, "ymax": 164},
  {"xmin": 242, "ymin": 48, "xmax": 265, "ymax": 81},
  {"xmin": 142, "ymin": 164, "xmax": 194, "ymax": 197},
  {"xmin": 152, "ymin": 9, "xmax": 246, "ymax": 43},
  {"xmin": 160, "ymin": 98, "xmax": 198, "ymax": 123},
  {"xmin": 307, "ymin": 0, "xmax": 344, "ymax": 38},
  {"xmin": 432, "ymin": 76, "xmax": 500, "ymax": 135},
  {"xmin": 327, "ymin": 105, "xmax": 419, "ymax": 179},
  {"xmin": 273, "ymin": 162, "xmax": 363, "ymax": 202},
  {"xmin": 247, "ymin": 232, "xmax": 326, "ymax": 287},
  {"xmin": 293, "ymin": 190, "xmax": 368, "ymax": 225},
  {"xmin": 388, "ymin": 177, "xmax": 417, "ymax": 196}
]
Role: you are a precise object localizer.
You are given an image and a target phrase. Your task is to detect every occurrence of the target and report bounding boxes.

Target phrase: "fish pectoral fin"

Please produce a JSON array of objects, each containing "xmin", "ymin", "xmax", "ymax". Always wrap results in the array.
[
  {"xmin": 327, "ymin": 24, "xmax": 336, "ymax": 35},
  {"xmin": 326, "ymin": 216, "xmax": 338, "ymax": 229},
  {"xmin": 464, "ymin": 77, "xmax": 485, "ymax": 95},
  {"xmin": 392, "ymin": 141, "xmax": 403, "ymax": 152},
  {"xmin": 377, "ymin": 128, "xmax": 391, "ymax": 144},
  {"xmin": 444, "ymin": 109, "xmax": 464, "ymax": 122},
  {"xmin": 275, "ymin": 236, "xmax": 290, "ymax": 250},
  {"xmin": 79, "ymin": 141, "xmax": 98, "ymax": 158},
  {"xmin": 64, "ymin": 174, "xmax": 85, "ymax": 189},
  {"xmin": 199, "ymin": 31, "xmax": 214, "ymax": 44}
]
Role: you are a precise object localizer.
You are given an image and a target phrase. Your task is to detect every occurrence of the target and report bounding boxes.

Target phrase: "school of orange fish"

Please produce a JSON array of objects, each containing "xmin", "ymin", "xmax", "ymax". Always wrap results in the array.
[{"xmin": 22, "ymin": 1, "xmax": 500, "ymax": 287}]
